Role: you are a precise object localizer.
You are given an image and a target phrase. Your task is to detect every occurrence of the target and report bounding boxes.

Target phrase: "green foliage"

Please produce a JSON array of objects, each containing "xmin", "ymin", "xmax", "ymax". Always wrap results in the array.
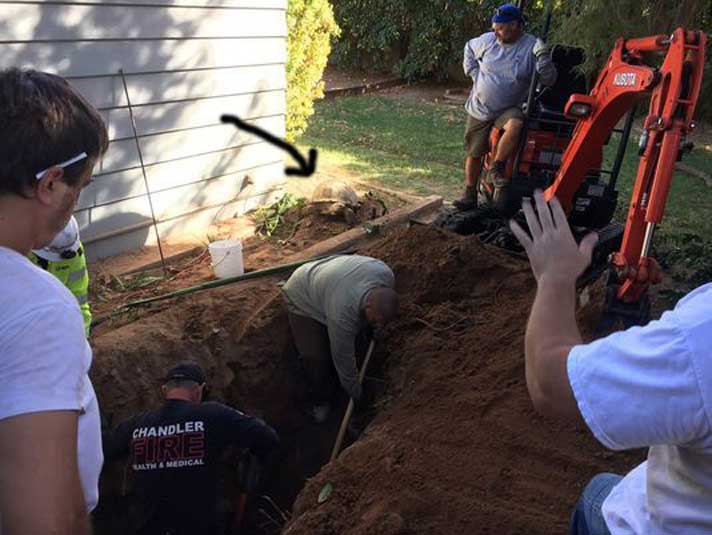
[
  {"xmin": 551, "ymin": 0, "xmax": 712, "ymax": 120},
  {"xmin": 331, "ymin": 0, "xmax": 499, "ymax": 80},
  {"xmin": 330, "ymin": 0, "xmax": 711, "ymax": 119},
  {"xmin": 253, "ymin": 193, "xmax": 306, "ymax": 237},
  {"xmin": 286, "ymin": 0, "xmax": 341, "ymax": 141}
]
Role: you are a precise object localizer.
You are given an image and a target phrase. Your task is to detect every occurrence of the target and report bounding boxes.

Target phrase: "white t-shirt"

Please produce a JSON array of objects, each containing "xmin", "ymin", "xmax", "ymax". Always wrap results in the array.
[
  {"xmin": 568, "ymin": 283, "xmax": 712, "ymax": 534},
  {"xmin": 0, "ymin": 246, "xmax": 103, "ymax": 511}
]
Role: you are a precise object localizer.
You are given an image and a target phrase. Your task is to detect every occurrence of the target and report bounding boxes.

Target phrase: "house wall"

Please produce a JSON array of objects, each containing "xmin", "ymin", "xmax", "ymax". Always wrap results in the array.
[{"xmin": 0, "ymin": 0, "xmax": 288, "ymax": 259}]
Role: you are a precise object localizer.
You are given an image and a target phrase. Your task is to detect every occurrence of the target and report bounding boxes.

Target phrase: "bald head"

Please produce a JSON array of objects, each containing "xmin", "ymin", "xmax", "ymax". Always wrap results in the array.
[{"xmin": 364, "ymin": 287, "xmax": 399, "ymax": 328}]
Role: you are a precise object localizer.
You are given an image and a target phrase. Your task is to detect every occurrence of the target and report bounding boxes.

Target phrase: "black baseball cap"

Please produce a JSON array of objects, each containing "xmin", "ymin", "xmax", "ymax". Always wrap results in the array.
[{"xmin": 163, "ymin": 362, "xmax": 206, "ymax": 384}]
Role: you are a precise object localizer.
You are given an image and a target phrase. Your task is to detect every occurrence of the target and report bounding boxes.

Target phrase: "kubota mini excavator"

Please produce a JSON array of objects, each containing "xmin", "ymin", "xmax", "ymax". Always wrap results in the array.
[{"xmin": 439, "ymin": 6, "xmax": 707, "ymax": 326}]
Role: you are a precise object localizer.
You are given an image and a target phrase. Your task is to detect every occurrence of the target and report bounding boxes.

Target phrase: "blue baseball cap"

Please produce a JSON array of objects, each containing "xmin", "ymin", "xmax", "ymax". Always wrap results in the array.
[{"xmin": 492, "ymin": 3, "xmax": 523, "ymax": 24}]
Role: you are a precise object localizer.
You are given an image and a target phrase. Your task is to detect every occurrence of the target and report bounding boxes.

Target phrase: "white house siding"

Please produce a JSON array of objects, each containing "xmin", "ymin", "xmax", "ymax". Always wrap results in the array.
[{"xmin": 0, "ymin": 0, "xmax": 287, "ymax": 260}]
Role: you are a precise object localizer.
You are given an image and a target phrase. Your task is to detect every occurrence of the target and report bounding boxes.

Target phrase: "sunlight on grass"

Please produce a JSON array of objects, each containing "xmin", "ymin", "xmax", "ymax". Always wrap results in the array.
[{"xmin": 301, "ymin": 94, "xmax": 712, "ymax": 245}]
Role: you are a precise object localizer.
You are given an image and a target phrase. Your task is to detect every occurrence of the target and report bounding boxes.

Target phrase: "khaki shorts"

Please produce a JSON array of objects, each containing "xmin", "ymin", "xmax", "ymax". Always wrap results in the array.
[{"xmin": 464, "ymin": 107, "xmax": 525, "ymax": 158}]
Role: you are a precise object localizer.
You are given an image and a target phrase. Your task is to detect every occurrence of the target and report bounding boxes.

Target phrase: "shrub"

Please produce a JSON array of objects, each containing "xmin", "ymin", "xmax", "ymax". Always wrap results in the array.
[
  {"xmin": 286, "ymin": 0, "xmax": 340, "ymax": 141},
  {"xmin": 331, "ymin": 1, "xmax": 520, "ymax": 80},
  {"xmin": 552, "ymin": 0, "xmax": 712, "ymax": 121}
]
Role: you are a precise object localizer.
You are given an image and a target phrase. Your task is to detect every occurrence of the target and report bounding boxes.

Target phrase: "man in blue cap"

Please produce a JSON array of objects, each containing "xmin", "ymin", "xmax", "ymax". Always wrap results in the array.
[{"xmin": 454, "ymin": 2, "xmax": 556, "ymax": 211}]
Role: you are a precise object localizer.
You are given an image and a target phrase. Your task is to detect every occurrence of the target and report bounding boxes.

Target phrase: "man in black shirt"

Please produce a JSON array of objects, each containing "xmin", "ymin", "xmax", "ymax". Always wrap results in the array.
[{"xmin": 103, "ymin": 362, "xmax": 279, "ymax": 535}]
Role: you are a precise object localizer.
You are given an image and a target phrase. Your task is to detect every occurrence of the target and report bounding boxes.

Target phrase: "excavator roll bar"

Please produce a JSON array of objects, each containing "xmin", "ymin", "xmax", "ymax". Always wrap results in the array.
[{"xmin": 545, "ymin": 28, "xmax": 706, "ymax": 304}]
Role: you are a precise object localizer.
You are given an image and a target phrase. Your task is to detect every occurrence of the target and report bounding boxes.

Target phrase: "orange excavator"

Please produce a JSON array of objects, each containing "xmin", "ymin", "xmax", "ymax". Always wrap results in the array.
[{"xmin": 440, "ymin": 9, "xmax": 707, "ymax": 326}]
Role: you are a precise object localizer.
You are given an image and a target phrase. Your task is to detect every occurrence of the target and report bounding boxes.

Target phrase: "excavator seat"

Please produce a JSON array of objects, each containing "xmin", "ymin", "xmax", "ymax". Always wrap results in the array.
[
  {"xmin": 527, "ymin": 46, "xmax": 588, "ymax": 134},
  {"xmin": 539, "ymin": 45, "xmax": 587, "ymax": 112}
]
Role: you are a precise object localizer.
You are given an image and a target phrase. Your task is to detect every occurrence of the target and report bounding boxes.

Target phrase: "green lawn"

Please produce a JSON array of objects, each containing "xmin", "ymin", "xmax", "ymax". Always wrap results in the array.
[
  {"xmin": 299, "ymin": 93, "xmax": 712, "ymax": 293},
  {"xmin": 300, "ymin": 94, "xmax": 712, "ymax": 243},
  {"xmin": 300, "ymin": 96, "xmax": 464, "ymax": 198}
]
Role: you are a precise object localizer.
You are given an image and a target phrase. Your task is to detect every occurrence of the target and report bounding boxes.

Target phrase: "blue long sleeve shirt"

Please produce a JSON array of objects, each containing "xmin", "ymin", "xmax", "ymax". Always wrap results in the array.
[{"xmin": 464, "ymin": 32, "xmax": 556, "ymax": 121}]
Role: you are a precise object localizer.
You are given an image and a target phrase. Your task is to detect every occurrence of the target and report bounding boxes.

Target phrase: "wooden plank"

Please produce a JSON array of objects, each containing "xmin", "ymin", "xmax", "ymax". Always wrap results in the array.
[
  {"xmin": 77, "ymin": 167, "xmax": 146, "ymax": 210},
  {"xmin": 97, "ymin": 114, "xmax": 284, "ymax": 174},
  {"xmin": 143, "ymin": 142, "xmax": 283, "ymax": 192},
  {"xmin": 76, "ymin": 160, "xmax": 283, "ymax": 231},
  {"xmin": 282, "ymin": 195, "xmax": 444, "ymax": 261},
  {"xmin": 0, "ymin": 37, "xmax": 286, "ymax": 78},
  {"xmin": 75, "ymin": 196, "xmax": 153, "ymax": 241},
  {"xmin": 69, "ymin": 64, "xmax": 285, "ymax": 109},
  {"xmin": 78, "ymin": 141, "xmax": 283, "ymax": 210},
  {"xmin": 104, "ymin": 90, "xmax": 286, "ymax": 140},
  {"xmin": 147, "ymin": 162, "xmax": 284, "ymax": 219},
  {"xmin": 83, "ymin": 184, "xmax": 283, "ymax": 261},
  {"xmin": 1, "ymin": 1, "xmax": 288, "ymax": 9},
  {"xmin": 0, "ymin": 4, "xmax": 286, "ymax": 41}
]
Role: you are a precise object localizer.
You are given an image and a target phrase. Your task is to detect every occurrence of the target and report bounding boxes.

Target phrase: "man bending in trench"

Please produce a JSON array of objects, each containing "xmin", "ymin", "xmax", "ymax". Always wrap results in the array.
[
  {"xmin": 282, "ymin": 255, "xmax": 399, "ymax": 423},
  {"xmin": 511, "ymin": 191, "xmax": 712, "ymax": 534},
  {"xmin": 103, "ymin": 362, "xmax": 279, "ymax": 535}
]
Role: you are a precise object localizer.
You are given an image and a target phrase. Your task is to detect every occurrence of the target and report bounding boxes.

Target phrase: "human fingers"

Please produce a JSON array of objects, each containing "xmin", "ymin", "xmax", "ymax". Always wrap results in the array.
[
  {"xmin": 521, "ymin": 197, "xmax": 543, "ymax": 239},
  {"xmin": 578, "ymin": 232, "xmax": 598, "ymax": 265},
  {"xmin": 548, "ymin": 195, "xmax": 569, "ymax": 230},
  {"xmin": 509, "ymin": 219, "xmax": 533, "ymax": 252},
  {"xmin": 533, "ymin": 190, "xmax": 554, "ymax": 233}
]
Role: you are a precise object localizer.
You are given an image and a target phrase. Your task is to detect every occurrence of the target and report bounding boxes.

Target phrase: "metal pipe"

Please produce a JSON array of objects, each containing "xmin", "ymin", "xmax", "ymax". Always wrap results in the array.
[
  {"xmin": 641, "ymin": 223, "xmax": 656, "ymax": 257},
  {"xmin": 118, "ymin": 68, "xmax": 168, "ymax": 277},
  {"xmin": 90, "ymin": 253, "xmax": 346, "ymax": 328},
  {"xmin": 608, "ymin": 107, "xmax": 637, "ymax": 191}
]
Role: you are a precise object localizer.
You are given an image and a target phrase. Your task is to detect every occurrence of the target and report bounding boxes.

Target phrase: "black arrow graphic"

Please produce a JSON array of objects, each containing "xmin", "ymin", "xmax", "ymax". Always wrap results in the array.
[{"xmin": 221, "ymin": 114, "xmax": 317, "ymax": 177}]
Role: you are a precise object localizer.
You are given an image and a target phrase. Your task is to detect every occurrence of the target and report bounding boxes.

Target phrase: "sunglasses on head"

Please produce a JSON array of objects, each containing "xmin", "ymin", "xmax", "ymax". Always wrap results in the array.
[{"xmin": 35, "ymin": 152, "xmax": 88, "ymax": 180}]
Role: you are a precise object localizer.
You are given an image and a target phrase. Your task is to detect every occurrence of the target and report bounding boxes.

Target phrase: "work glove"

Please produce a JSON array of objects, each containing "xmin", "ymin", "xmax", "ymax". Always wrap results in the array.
[{"xmin": 533, "ymin": 39, "xmax": 551, "ymax": 60}]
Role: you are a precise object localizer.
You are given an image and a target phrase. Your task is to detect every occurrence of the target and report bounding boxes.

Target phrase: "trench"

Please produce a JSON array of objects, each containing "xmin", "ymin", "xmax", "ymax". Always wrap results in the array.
[
  {"xmin": 90, "ymin": 268, "xmax": 389, "ymax": 535},
  {"xmin": 88, "ymin": 219, "xmax": 647, "ymax": 535}
]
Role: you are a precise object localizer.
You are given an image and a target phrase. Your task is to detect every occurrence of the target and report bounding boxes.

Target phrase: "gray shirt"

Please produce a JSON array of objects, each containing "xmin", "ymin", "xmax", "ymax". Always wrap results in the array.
[
  {"xmin": 464, "ymin": 32, "xmax": 556, "ymax": 121},
  {"xmin": 282, "ymin": 255, "xmax": 395, "ymax": 399}
]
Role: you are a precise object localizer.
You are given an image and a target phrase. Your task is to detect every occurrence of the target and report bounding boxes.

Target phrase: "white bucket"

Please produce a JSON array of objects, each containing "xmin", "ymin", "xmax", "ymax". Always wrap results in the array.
[{"xmin": 208, "ymin": 239, "xmax": 244, "ymax": 279}]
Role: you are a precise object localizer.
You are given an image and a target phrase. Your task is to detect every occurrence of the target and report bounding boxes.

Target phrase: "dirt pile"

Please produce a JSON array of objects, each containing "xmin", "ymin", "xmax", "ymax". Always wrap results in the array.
[
  {"xmin": 284, "ymin": 225, "xmax": 643, "ymax": 535},
  {"xmin": 90, "ymin": 199, "xmax": 382, "ymax": 334},
  {"xmin": 91, "ymin": 215, "xmax": 642, "ymax": 535},
  {"xmin": 91, "ymin": 204, "xmax": 389, "ymax": 534}
]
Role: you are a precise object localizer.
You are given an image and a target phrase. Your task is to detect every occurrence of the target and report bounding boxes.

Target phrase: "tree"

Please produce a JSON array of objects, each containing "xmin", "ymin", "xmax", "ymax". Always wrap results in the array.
[
  {"xmin": 286, "ymin": 0, "xmax": 340, "ymax": 141},
  {"xmin": 551, "ymin": 0, "xmax": 711, "ymax": 120}
]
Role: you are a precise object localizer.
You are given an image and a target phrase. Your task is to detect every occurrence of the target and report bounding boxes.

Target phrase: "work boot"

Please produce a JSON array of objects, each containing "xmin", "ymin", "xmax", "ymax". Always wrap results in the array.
[
  {"xmin": 453, "ymin": 185, "xmax": 477, "ymax": 211},
  {"xmin": 486, "ymin": 161, "xmax": 510, "ymax": 212},
  {"xmin": 485, "ymin": 160, "xmax": 506, "ymax": 186}
]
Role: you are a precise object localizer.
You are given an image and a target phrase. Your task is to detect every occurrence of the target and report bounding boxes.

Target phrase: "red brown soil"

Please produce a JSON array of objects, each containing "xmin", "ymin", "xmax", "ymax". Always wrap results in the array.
[
  {"xmin": 89, "ymin": 204, "xmax": 368, "ymax": 335},
  {"xmin": 284, "ymin": 225, "xmax": 644, "ymax": 535},
  {"xmin": 91, "ymin": 202, "xmax": 389, "ymax": 534},
  {"xmin": 91, "ymin": 215, "xmax": 643, "ymax": 535}
]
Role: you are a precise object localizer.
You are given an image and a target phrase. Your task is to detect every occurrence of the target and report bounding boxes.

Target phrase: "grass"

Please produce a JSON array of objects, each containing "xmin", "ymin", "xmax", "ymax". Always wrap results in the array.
[
  {"xmin": 300, "ymin": 96, "xmax": 465, "ymax": 198},
  {"xmin": 299, "ymin": 93, "xmax": 712, "ymax": 291},
  {"xmin": 302, "ymin": 95, "xmax": 712, "ymax": 229}
]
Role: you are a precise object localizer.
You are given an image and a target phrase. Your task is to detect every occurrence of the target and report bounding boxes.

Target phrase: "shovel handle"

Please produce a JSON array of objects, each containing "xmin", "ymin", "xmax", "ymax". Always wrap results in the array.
[{"xmin": 330, "ymin": 339, "xmax": 376, "ymax": 461}]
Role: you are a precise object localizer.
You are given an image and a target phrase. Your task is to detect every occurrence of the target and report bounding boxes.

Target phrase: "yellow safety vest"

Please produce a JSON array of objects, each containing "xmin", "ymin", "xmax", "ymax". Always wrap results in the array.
[{"xmin": 29, "ymin": 243, "xmax": 92, "ymax": 337}]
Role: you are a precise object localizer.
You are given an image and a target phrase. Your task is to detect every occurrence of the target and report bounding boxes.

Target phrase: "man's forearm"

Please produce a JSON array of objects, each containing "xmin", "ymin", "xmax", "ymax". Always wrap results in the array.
[
  {"xmin": 525, "ymin": 275, "xmax": 582, "ymax": 418},
  {"xmin": 535, "ymin": 59, "xmax": 557, "ymax": 87}
]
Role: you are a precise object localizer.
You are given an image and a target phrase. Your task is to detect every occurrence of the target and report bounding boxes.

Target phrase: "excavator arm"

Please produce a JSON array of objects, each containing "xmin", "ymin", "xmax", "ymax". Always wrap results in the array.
[{"xmin": 545, "ymin": 28, "xmax": 707, "ymax": 305}]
